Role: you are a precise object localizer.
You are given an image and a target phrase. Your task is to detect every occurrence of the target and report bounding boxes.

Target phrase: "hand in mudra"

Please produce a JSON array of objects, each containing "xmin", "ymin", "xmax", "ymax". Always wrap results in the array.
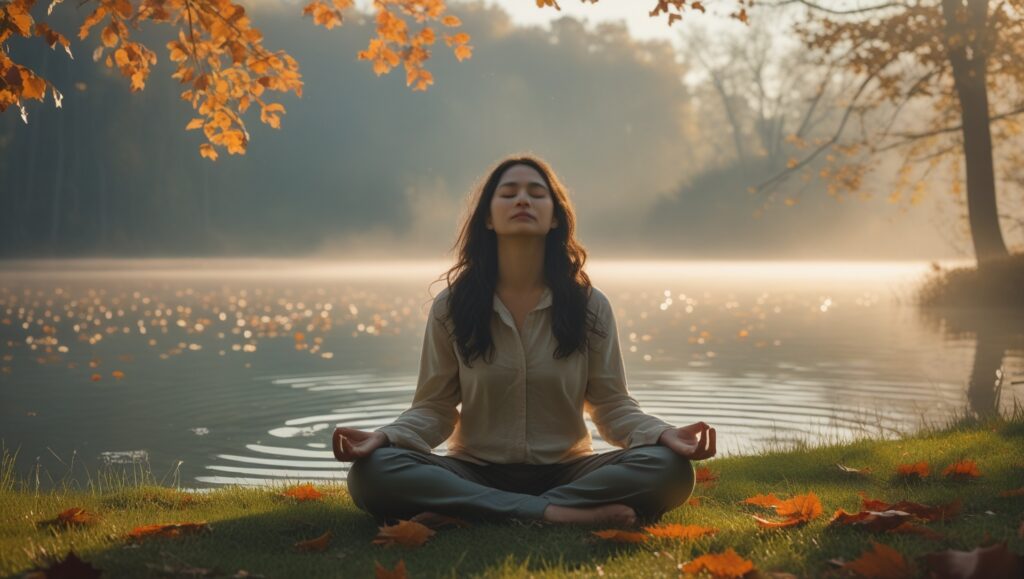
[
  {"xmin": 658, "ymin": 421, "xmax": 716, "ymax": 460},
  {"xmin": 332, "ymin": 427, "xmax": 388, "ymax": 462}
]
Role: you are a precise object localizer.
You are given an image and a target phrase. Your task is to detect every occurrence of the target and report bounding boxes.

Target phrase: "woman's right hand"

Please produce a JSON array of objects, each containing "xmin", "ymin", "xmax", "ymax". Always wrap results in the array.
[{"xmin": 332, "ymin": 427, "xmax": 389, "ymax": 462}]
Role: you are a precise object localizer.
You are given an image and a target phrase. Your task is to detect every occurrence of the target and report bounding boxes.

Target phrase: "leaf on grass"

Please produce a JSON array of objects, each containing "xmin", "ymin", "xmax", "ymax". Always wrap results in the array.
[
  {"xmin": 837, "ymin": 463, "xmax": 873, "ymax": 476},
  {"xmin": 681, "ymin": 548, "xmax": 756, "ymax": 578},
  {"xmin": 128, "ymin": 521, "xmax": 209, "ymax": 540},
  {"xmin": 591, "ymin": 529, "xmax": 649, "ymax": 543},
  {"xmin": 742, "ymin": 493, "xmax": 782, "ymax": 508},
  {"xmin": 294, "ymin": 530, "xmax": 332, "ymax": 552},
  {"xmin": 923, "ymin": 541, "xmax": 1024, "ymax": 579},
  {"xmin": 753, "ymin": 515, "xmax": 807, "ymax": 529},
  {"xmin": 695, "ymin": 466, "xmax": 718, "ymax": 485},
  {"xmin": 643, "ymin": 523, "xmax": 716, "ymax": 539},
  {"xmin": 895, "ymin": 461, "xmax": 929, "ymax": 478},
  {"xmin": 942, "ymin": 459, "xmax": 981, "ymax": 479},
  {"xmin": 40, "ymin": 507, "xmax": 100, "ymax": 527},
  {"xmin": 888, "ymin": 522, "xmax": 944, "ymax": 541},
  {"xmin": 281, "ymin": 483, "xmax": 323, "ymax": 501},
  {"xmin": 25, "ymin": 550, "xmax": 102, "ymax": 579},
  {"xmin": 828, "ymin": 508, "xmax": 915, "ymax": 532},
  {"xmin": 374, "ymin": 559, "xmax": 408, "ymax": 579},
  {"xmin": 372, "ymin": 520, "xmax": 435, "ymax": 548},
  {"xmin": 998, "ymin": 487, "xmax": 1024, "ymax": 497},
  {"xmin": 687, "ymin": 496, "xmax": 701, "ymax": 506},
  {"xmin": 843, "ymin": 540, "xmax": 913, "ymax": 578},
  {"xmin": 858, "ymin": 493, "xmax": 961, "ymax": 522}
]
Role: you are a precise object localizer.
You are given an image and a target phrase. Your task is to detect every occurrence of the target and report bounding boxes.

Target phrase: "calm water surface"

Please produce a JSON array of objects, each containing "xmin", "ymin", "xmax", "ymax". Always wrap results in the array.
[{"xmin": 1, "ymin": 259, "xmax": 1022, "ymax": 488}]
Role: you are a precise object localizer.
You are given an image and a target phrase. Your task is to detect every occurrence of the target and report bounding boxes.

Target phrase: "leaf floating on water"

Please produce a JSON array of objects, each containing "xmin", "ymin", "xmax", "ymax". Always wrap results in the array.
[
  {"xmin": 923, "ymin": 541, "xmax": 1024, "ymax": 579},
  {"xmin": 281, "ymin": 483, "xmax": 323, "ymax": 501},
  {"xmin": 943, "ymin": 459, "xmax": 982, "ymax": 479},
  {"xmin": 374, "ymin": 559, "xmax": 408, "ymax": 579},
  {"xmin": 372, "ymin": 520, "xmax": 435, "ymax": 548},
  {"xmin": 591, "ymin": 529, "xmax": 649, "ymax": 543},
  {"xmin": 111, "ymin": 370, "xmax": 125, "ymax": 379},
  {"xmin": 681, "ymin": 548, "xmax": 756, "ymax": 578},
  {"xmin": 843, "ymin": 541, "xmax": 913, "ymax": 578},
  {"xmin": 294, "ymin": 530, "xmax": 332, "ymax": 552}
]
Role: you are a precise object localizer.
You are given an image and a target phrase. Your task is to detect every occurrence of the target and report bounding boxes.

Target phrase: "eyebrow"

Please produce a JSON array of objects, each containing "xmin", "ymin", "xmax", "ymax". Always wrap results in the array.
[{"xmin": 497, "ymin": 180, "xmax": 548, "ymax": 188}]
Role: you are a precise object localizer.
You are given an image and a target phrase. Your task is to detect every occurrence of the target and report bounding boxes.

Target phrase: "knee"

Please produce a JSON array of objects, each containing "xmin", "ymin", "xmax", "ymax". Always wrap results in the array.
[
  {"xmin": 346, "ymin": 447, "xmax": 413, "ymax": 507},
  {"xmin": 632, "ymin": 445, "xmax": 696, "ymax": 495}
]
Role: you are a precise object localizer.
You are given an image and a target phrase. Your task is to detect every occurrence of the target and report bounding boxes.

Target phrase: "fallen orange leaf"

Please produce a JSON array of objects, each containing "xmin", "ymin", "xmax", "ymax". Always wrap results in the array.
[
  {"xmin": 128, "ymin": 521, "xmax": 209, "ymax": 540},
  {"xmin": 942, "ymin": 459, "xmax": 981, "ymax": 479},
  {"xmin": 742, "ymin": 493, "xmax": 782, "ymax": 508},
  {"xmin": 858, "ymin": 494, "xmax": 961, "ymax": 522},
  {"xmin": 895, "ymin": 461, "xmax": 929, "ymax": 479},
  {"xmin": 828, "ymin": 508, "xmax": 915, "ymax": 532},
  {"xmin": 888, "ymin": 522, "xmax": 944, "ymax": 541},
  {"xmin": 295, "ymin": 530, "xmax": 332, "ymax": 552},
  {"xmin": 696, "ymin": 466, "xmax": 718, "ymax": 485},
  {"xmin": 681, "ymin": 548, "xmax": 756, "ymax": 578},
  {"xmin": 999, "ymin": 487, "xmax": 1024, "ymax": 497},
  {"xmin": 374, "ymin": 559, "xmax": 408, "ymax": 579},
  {"xmin": 592, "ymin": 528, "xmax": 649, "ymax": 543},
  {"xmin": 687, "ymin": 496, "xmax": 701, "ymax": 506},
  {"xmin": 843, "ymin": 540, "xmax": 913, "ymax": 578},
  {"xmin": 372, "ymin": 520, "xmax": 435, "ymax": 548},
  {"xmin": 642, "ymin": 523, "xmax": 716, "ymax": 539},
  {"xmin": 281, "ymin": 483, "xmax": 323, "ymax": 501},
  {"xmin": 44, "ymin": 507, "xmax": 100, "ymax": 527}
]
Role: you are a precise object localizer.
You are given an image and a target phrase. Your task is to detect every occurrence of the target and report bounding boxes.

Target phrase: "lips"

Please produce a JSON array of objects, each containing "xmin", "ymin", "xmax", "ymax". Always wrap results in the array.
[{"xmin": 512, "ymin": 212, "xmax": 535, "ymax": 220}]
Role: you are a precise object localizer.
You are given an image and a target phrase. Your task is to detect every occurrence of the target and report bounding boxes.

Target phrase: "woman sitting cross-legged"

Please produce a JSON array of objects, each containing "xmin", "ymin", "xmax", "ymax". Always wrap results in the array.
[{"xmin": 332, "ymin": 154, "xmax": 716, "ymax": 528}]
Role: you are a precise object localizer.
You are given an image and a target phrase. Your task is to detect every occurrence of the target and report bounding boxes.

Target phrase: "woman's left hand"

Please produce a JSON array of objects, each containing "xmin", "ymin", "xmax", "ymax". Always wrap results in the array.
[{"xmin": 658, "ymin": 421, "xmax": 716, "ymax": 460}]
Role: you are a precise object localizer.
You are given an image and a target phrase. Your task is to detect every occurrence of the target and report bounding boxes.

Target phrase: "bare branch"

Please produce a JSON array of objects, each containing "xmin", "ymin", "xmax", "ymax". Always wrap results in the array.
[
  {"xmin": 875, "ymin": 104, "xmax": 1024, "ymax": 152},
  {"xmin": 761, "ymin": 0, "xmax": 903, "ymax": 15}
]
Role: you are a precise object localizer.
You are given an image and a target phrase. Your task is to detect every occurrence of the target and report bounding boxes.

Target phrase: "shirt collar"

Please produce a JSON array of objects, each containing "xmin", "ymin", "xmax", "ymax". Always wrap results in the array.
[{"xmin": 493, "ymin": 286, "xmax": 553, "ymax": 316}]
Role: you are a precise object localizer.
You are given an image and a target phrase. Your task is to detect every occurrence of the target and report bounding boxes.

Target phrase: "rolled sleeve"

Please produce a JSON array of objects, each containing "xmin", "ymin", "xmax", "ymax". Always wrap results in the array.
[
  {"xmin": 375, "ymin": 296, "xmax": 461, "ymax": 454},
  {"xmin": 583, "ymin": 291, "xmax": 676, "ymax": 449}
]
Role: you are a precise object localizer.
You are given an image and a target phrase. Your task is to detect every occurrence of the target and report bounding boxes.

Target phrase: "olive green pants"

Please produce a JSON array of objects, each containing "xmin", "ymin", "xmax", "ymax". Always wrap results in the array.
[{"xmin": 345, "ymin": 444, "xmax": 695, "ymax": 526}]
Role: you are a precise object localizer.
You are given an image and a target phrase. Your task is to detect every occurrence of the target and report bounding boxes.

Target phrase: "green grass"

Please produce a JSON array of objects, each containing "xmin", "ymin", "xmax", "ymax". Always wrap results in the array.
[{"xmin": 2, "ymin": 407, "xmax": 1023, "ymax": 578}]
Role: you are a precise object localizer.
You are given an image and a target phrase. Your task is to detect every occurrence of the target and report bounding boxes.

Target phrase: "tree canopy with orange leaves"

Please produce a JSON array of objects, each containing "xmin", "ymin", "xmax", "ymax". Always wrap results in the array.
[
  {"xmin": 1, "ymin": 0, "xmax": 753, "ymax": 161},
  {"xmin": 762, "ymin": 0, "xmax": 1024, "ymax": 263}
]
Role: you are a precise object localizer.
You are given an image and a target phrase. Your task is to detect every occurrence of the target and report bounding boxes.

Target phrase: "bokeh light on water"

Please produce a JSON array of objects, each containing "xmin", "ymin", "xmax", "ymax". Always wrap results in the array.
[{"xmin": 1, "ymin": 259, "xmax": 1022, "ymax": 488}]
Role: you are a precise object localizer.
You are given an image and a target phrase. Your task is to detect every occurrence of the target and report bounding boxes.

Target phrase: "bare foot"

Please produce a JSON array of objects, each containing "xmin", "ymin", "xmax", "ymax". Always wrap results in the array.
[{"xmin": 542, "ymin": 503, "xmax": 637, "ymax": 527}]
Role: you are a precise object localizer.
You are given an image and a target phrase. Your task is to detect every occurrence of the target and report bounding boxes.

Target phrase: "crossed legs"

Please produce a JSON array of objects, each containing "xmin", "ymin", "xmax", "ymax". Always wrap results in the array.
[{"xmin": 346, "ymin": 445, "xmax": 695, "ymax": 526}]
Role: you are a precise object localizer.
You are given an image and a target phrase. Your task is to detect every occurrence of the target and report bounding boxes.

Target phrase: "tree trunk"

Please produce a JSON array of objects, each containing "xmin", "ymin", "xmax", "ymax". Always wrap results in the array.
[{"xmin": 941, "ymin": 0, "xmax": 1009, "ymax": 265}]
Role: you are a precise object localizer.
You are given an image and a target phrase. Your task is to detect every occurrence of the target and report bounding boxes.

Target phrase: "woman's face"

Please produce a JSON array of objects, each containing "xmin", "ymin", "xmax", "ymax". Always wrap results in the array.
[{"xmin": 487, "ymin": 164, "xmax": 558, "ymax": 237}]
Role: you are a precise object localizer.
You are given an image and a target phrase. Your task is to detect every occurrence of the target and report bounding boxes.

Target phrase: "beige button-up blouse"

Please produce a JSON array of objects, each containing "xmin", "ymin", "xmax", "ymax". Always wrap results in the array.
[{"xmin": 374, "ymin": 285, "xmax": 677, "ymax": 465}]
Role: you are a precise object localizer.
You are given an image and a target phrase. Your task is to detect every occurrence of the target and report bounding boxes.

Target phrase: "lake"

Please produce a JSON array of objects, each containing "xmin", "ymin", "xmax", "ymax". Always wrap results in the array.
[{"xmin": 2, "ymin": 259, "xmax": 1022, "ymax": 489}]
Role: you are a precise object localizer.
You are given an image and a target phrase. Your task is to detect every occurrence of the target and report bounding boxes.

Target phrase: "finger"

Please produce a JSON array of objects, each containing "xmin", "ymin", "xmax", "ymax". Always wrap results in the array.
[
  {"xmin": 332, "ymin": 430, "xmax": 345, "ymax": 461},
  {"xmin": 707, "ymin": 427, "xmax": 716, "ymax": 457}
]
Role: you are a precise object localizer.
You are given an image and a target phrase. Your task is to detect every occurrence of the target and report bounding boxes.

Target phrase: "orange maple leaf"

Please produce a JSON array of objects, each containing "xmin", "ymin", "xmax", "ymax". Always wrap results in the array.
[
  {"xmin": 42, "ymin": 507, "xmax": 100, "ymax": 527},
  {"xmin": 294, "ymin": 530, "xmax": 332, "ymax": 552},
  {"xmin": 128, "ymin": 521, "xmax": 209, "ymax": 540},
  {"xmin": 744, "ymin": 491, "xmax": 822, "ymax": 528},
  {"xmin": 843, "ymin": 540, "xmax": 913, "ymax": 578},
  {"xmin": 895, "ymin": 461, "xmax": 929, "ymax": 478},
  {"xmin": 858, "ymin": 493, "xmax": 961, "ymax": 522},
  {"xmin": 282, "ymin": 483, "xmax": 323, "ymax": 501},
  {"xmin": 942, "ymin": 459, "xmax": 981, "ymax": 479},
  {"xmin": 681, "ymin": 548, "xmax": 756, "ymax": 578},
  {"xmin": 591, "ymin": 529, "xmax": 649, "ymax": 543},
  {"xmin": 695, "ymin": 466, "xmax": 718, "ymax": 485},
  {"xmin": 374, "ymin": 559, "xmax": 408, "ymax": 579},
  {"xmin": 642, "ymin": 523, "xmax": 716, "ymax": 540},
  {"xmin": 372, "ymin": 520, "xmax": 435, "ymax": 548}
]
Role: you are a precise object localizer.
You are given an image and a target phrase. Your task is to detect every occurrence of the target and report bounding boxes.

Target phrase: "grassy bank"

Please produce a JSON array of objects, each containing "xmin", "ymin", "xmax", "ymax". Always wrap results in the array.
[
  {"xmin": 917, "ymin": 252, "xmax": 1024, "ymax": 308},
  {"xmin": 2, "ymin": 409, "xmax": 1023, "ymax": 578}
]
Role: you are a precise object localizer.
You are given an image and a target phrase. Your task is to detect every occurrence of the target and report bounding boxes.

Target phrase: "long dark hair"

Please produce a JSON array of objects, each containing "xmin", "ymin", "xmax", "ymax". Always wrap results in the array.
[{"xmin": 432, "ymin": 154, "xmax": 607, "ymax": 367}]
